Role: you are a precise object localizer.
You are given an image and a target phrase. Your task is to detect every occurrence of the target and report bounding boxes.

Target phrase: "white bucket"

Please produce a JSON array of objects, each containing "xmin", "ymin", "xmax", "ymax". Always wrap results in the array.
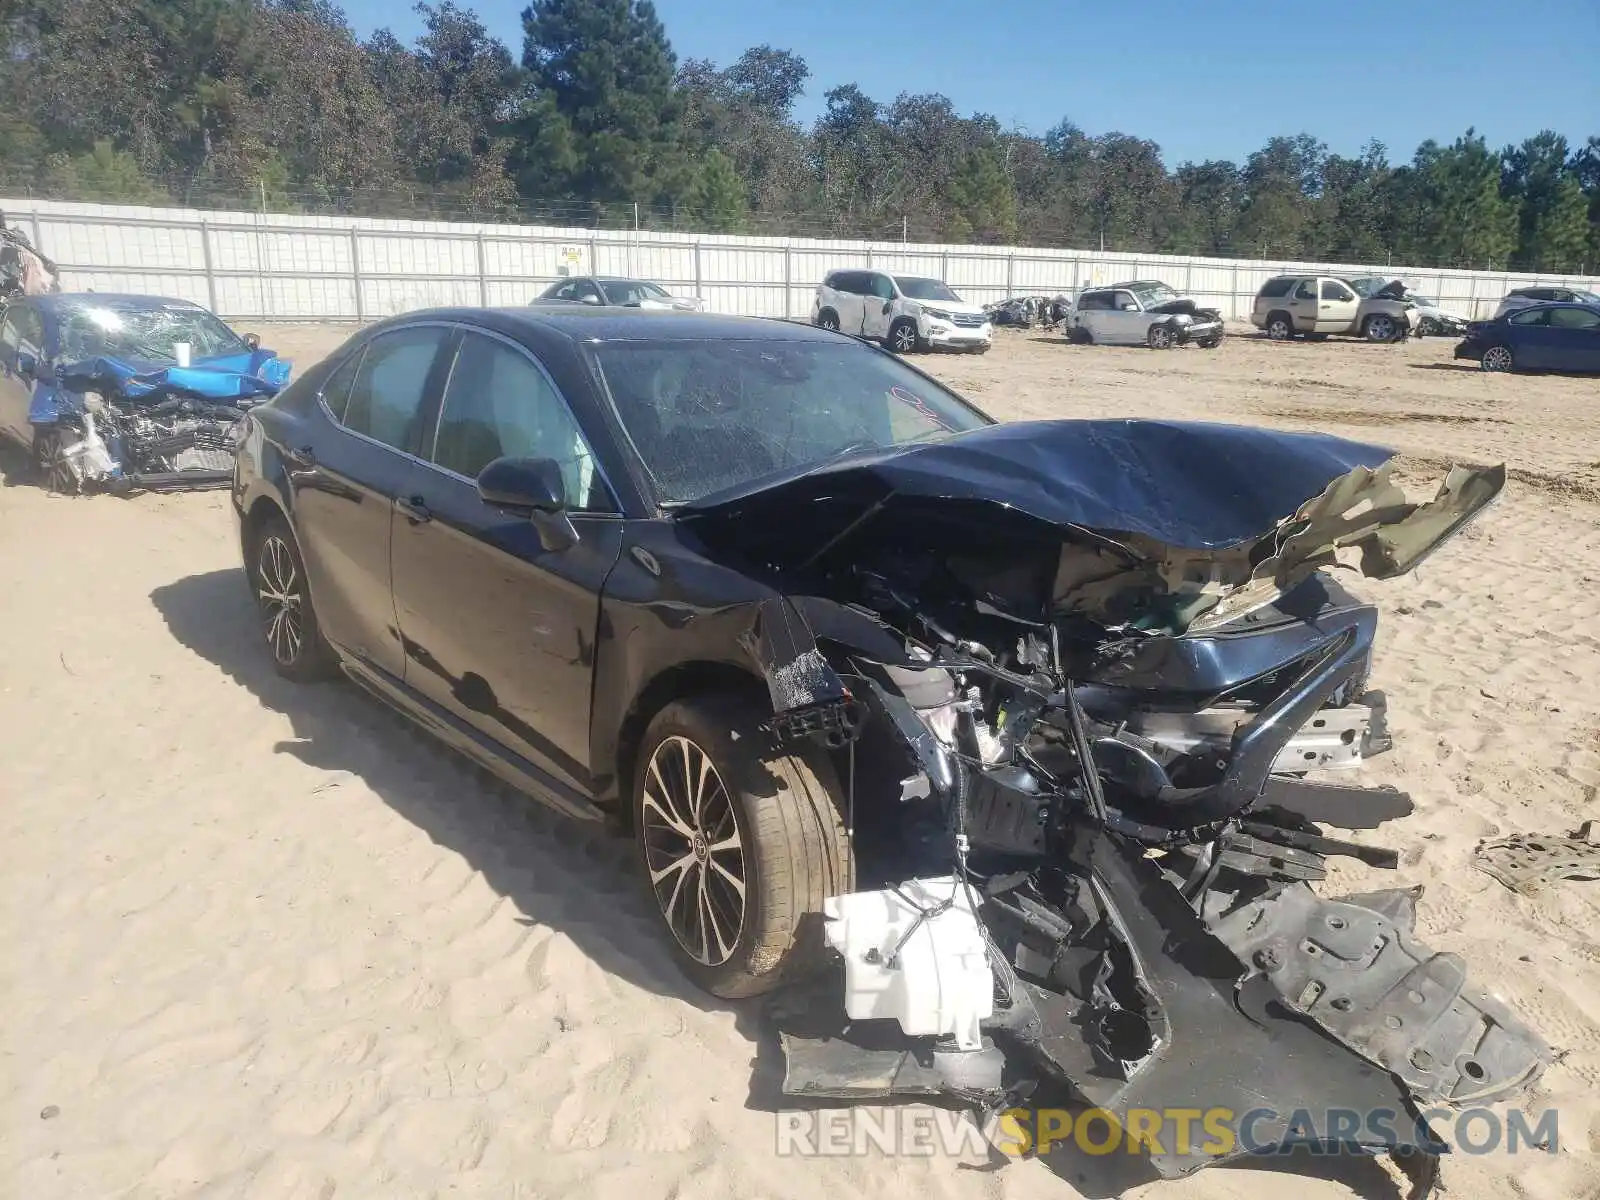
[{"xmin": 173, "ymin": 342, "xmax": 192, "ymax": 367}]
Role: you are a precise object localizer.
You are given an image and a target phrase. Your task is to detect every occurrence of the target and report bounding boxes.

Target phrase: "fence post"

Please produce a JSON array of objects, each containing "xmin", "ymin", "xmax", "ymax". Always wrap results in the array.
[
  {"xmin": 865, "ymin": 246, "xmax": 873, "ymax": 270},
  {"xmin": 1005, "ymin": 252, "xmax": 1014, "ymax": 298},
  {"xmin": 199, "ymin": 218, "xmax": 219, "ymax": 314},
  {"xmin": 693, "ymin": 240, "xmax": 702, "ymax": 303},
  {"xmin": 1184, "ymin": 261, "xmax": 1193, "ymax": 297},
  {"xmin": 476, "ymin": 230, "xmax": 489, "ymax": 307},
  {"xmin": 1230, "ymin": 261, "xmax": 1240, "ymax": 321},
  {"xmin": 588, "ymin": 234, "xmax": 597, "ymax": 276},
  {"xmin": 350, "ymin": 227, "xmax": 364, "ymax": 324},
  {"xmin": 783, "ymin": 245, "xmax": 792, "ymax": 319},
  {"xmin": 941, "ymin": 249, "xmax": 949, "ymax": 281},
  {"xmin": 29, "ymin": 209, "xmax": 44, "ymax": 258}
]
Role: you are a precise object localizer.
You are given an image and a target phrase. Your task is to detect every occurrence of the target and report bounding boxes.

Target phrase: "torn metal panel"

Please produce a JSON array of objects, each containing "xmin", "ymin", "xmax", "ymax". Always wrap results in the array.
[{"xmin": 1474, "ymin": 833, "xmax": 1600, "ymax": 894}]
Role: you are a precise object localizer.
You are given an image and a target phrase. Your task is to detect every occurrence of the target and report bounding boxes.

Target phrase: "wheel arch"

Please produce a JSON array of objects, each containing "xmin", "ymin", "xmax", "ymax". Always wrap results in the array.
[
  {"xmin": 239, "ymin": 493, "xmax": 289, "ymax": 561},
  {"xmin": 610, "ymin": 659, "xmax": 771, "ymax": 830}
]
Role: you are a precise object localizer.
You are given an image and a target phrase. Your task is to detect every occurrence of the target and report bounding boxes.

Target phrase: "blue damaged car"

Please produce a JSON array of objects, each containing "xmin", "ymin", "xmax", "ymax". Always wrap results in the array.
[{"xmin": 0, "ymin": 292, "xmax": 292, "ymax": 492}]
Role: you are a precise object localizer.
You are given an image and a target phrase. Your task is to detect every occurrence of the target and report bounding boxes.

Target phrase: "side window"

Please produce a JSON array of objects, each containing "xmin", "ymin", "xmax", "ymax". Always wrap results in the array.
[
  {"xmin": 341, "ymin": 326, "xmax": 448, "ymax": 452},
  {"xmin": 869, "ymin": 274, "xmax": 894, "ymax": 300},
  {"xmin": 3, "ymin": 306, "xmax": 43, "ymax": 352},
  {"xmin": 1549, "ymin": 306, "xmax": 1600, "ymax": 330},
  {"xmin": 1112, "ymin": 291, "xmax": 1137, "ymax": 311},
  {"xmin": 1294, "ymin": 279, "xmax": 1318, "ymax": 300},
  {"xmin": 1321, "ymin": 280, "xmax": 1355, "ymax": 301},
  {"xmin": 1078, "ymin": 291, "xmax": 1108, "ymax": 311},
  {"xmin": 431, "ymin": 332, "xmax": 611, "ymax": 512},
  {"xmin": 552, "ymin": 281, "xmax": 579, "ymax": 301},
  {"xmin": 1258, "ymin": 278, "xmax": 1293, "ymax": 299},
  {"xmin": 1509, "ymin": 308, "xmax": 1550, "ymax": 327},
  {"xmin": 318, "ymin": 347, "xmax": 366, "ymax": 422},
  {"xmin": 573, "ymin": 280, "xmax": 602, "ymax": 304}
]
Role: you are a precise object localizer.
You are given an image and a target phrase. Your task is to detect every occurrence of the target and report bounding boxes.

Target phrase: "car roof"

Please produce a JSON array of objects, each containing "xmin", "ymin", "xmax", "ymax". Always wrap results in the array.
[
  {"xmin": 1098, "ymin": 279, "xmax": 1168, "ymax": 289},
  {"xmin": 388, "ymin": 306, "xmax": 847, "ymax": 344},
  {"xmin": 32, "ymin": 292, "xmax": 210, "ymax": 314}
]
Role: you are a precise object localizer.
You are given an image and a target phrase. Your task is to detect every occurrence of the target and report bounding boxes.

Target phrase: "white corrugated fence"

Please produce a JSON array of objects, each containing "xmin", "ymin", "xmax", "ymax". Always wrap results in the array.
[{"xmin": 5, "ymin": 197, "xmax": 1597, "ymax": 325}]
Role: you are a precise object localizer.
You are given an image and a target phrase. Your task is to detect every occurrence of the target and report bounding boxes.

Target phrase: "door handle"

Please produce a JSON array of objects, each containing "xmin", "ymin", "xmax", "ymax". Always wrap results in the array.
[
  {"xmin": 395, "ymin": 495, "xmax": 432, "ymax": 524},
  {"xmin": 285, "ymin": 444, "xmax": 316, "ymax": 468},
  {"xmin": 1320, "ymin": 304, "xmax": 1331, "ymax": 309}
]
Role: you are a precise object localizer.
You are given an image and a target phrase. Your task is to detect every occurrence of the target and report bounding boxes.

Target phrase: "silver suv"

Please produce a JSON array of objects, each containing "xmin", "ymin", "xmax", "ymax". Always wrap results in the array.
[
  {"xmin": 1251, "ymin": 275, "xmax": 1415, "ymax": 342},
  {"xmin": 1493, "ymin": 286, "xmax": 1600, "ymax": 320},
  {"xmin": 1066, "ymin": 280, "xmax": 1224, "ymax": 349}
]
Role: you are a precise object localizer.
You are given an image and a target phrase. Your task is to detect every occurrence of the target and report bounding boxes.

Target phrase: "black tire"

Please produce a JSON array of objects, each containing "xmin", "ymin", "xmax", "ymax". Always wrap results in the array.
[
  {"xmin": 1146, "ymin": 321, "xmax": 1175, "ymax": 350},
  {"xmin": 816, "ymin": 309, "xmax": 840, "ymax": 331},
  {"xmin": 1479, "ymin": 344, "xmax": 1515, "ymax": 373},
  {"xmin": 32, "ymin": 425, "xmax": 78, "ymax": 495},
  {"xmin": 1068, "ymin": 324, "xmax": 1093, "ymax": 345},
  {"xmin": 969, "ymin": 344, "xmax": 990, "ymax": 355},
  {"xmin": 887, "ymin": 317, "xmax": 922, "ymax": 354},
  {"xmin": 634, "ymin": 694, "xmax": 853, "ymax": 999},
  {"xmin": 246, "ymin": 512, "xmax": 339, "ymax": 682},
  {"xmin": 1363, "ymin": 312, "xmax": 1400, "ymax": 343},
  {"xmin": 1305, "ymin": 332, "xmax": 1330, "ymax": 342},
  {"xmin": 1198, "ymin": 336, "xmax": 1222, "ymax": 350},
  {"xmin": 1265, "ymin": 312, "xmax": 1295, "ymax": 341}
]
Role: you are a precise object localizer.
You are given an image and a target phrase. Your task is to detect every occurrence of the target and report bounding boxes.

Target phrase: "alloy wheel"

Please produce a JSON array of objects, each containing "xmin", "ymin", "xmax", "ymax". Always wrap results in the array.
[
  {"xmin": 1481, "ymin": 345, "xmax": 1514, "ymax": 373},
  {"xmin": 35, "ymin": 429, "xmax": 78, "ymax": 495},
  {"xmin": 1366, "ymin": 315, "xmax": 1395, "ymax": 342},
  {"xmin": 257, "ymin": 534, "xmax": 306, "ymax": 667},
  {"xmin": 892, "ymin": 323, "xmax": 917, "ymax": 352},
  {"xmin": 640, "ymin": 735, "xmax": 746, "ymax": 966},
  {"xmin": 1149, "ymin": 325, "xmax": 1172, "ymax": 349},
  {"xmin": 1267, "ymin": 318, "xmax": 1292, "ymax": 340}
]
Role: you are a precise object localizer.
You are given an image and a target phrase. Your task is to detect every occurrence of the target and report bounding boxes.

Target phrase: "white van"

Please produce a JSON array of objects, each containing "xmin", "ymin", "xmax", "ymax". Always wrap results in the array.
[{"xmin": 812, "ymin": 270, "xmax": 992, "ymax": 354}]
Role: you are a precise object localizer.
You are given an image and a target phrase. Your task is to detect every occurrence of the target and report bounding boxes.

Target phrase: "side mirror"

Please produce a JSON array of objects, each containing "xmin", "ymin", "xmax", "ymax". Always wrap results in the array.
[
  {"xmin": 245, "ymin": 332, "xmax": 261, "ymax": 351},
  {"xmin": 15, "ymin": 351, "xmax": 37, "ymax": 380},
  {"xmin": 581, "ymin": 294, "xmax": 602, "ymax": 306},
  {"xmin": 476, "ymin": 456, "xmax": 578, "ymax": 552},
  {"xmin": 1120, "ymin": 302, "xmax": 1138, "ymax": 311}
]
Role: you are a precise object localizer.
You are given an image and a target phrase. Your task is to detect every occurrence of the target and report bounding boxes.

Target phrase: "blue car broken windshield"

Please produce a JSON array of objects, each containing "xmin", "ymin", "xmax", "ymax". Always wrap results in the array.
[{"xmin": 55, "ymin": 298, "xmax": 249, "ymax": 363}]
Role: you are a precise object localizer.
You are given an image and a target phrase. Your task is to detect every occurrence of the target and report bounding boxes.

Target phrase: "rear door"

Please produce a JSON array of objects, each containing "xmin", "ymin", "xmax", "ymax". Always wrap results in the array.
[
  {"xmin": 829, "ymin": 272, "xmax": 867, "ymax": 334},
  {"xmin": 1316, "ymin": 278, "xmax": 1361, "ymax": 332},
  {"xmin": 289, "ymin": 324, "xmax": 455, "ymax": 677},
  {"xmin": 1287, "ymin": 278, "xmax": 1321, "ymax": 332},
  {"xmin": 1505, "ymin": 306, "xmax": 1553, "ymax": 368},
  {"xmin": 389, "ymin": 328, "xmax": 626, "ymax": 796}
]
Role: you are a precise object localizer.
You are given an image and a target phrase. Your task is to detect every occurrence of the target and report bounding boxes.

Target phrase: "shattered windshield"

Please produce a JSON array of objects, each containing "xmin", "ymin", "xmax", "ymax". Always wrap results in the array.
[
  {"xmin": 1129, "ymin": 282, "xmax": 1179, "ymax": 307},
  {"xmin": 56, "ymin": 301, "xmax": 248, "ymax": 363},
  {"xmin": 893, "ymin": 277, "xmax": 962, "ymax": 302},
  {"xmin": 590, "ymin": 338, "xmax": 991, "ymax": 503}
]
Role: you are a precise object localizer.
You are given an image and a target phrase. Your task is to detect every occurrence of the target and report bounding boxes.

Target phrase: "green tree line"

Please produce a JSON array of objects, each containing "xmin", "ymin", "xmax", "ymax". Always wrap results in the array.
[{"xmin": 3, "ymin": 0, "xmax": 1597, "ymax": 271}]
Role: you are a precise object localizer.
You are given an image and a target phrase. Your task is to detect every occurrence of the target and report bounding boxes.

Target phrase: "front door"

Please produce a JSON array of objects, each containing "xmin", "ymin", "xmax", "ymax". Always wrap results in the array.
[
  {"xmin": 389, "ymin": 328, "xmax": 624, "ymax": 795},
  {"xmin": 1287, "ymin": 278, "xmax": 1321, "ymax": 332},
  {"xmin": 289, "ymin": 324, "xmax": 455, "ymax": 677},
  {"xmin": 862, "ymin": 273, "xmax": 896, "ymax": 341},
  {"xmin": 1545, "ymin": 304, "xmax": 1600, "ymax": 371},
  {"xmin": 1316, "ymin": 278, "xmax": 1362, "ymax": 333},
  {"xmin": 1096, "ymin": 290, "xmax": 1146, "ymax": 344},
  {"xmin": 0, "ymin": 303, "xmax": 44, "ymax": 443}
]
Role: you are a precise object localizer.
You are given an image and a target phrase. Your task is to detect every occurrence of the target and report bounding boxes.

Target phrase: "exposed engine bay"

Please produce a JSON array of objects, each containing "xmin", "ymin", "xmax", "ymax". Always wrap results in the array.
[
  {"xmin": 39, "ymin": 356, "xmax": 284, "ymax": 493},
  {"xmin": 679, "ymin": 419, "xmax": 1551, "ymax": 1188}
]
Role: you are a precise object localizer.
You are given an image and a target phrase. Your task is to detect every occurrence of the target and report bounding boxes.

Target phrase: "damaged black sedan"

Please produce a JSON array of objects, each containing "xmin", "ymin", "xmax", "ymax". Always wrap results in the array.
[{"xmin": 231, "ymin": 308, "xmax": 1549, "ymax": 1189}]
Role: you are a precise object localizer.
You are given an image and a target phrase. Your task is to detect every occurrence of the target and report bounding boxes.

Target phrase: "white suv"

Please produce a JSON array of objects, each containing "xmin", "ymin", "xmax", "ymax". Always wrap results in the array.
[{"xmin": 812, "ymin": 270, "xmax": 992, "ymax": 354}]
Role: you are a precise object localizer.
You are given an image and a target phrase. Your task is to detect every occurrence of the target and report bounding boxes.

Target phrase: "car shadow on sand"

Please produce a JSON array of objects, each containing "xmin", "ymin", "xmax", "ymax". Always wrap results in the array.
[{"xmin": 148, "ymin": 565, "xmax": 1417, "ymax": 1200}]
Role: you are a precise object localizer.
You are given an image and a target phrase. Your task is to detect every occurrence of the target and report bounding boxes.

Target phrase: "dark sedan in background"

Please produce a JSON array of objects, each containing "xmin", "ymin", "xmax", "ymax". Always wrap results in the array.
[{"xmin": 1455, "ymin": 301, "xmax": 1600, "ymax": 373}]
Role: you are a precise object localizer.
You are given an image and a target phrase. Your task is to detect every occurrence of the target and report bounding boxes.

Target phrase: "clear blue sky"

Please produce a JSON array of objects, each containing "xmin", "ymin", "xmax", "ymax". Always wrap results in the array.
[{"xmin": 340, "ymin": 0, "xmax": 1600, "ymax": 167}]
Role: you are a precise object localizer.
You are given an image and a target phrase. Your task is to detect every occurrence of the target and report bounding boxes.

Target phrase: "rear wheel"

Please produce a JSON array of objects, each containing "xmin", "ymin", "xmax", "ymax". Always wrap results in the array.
[
  {"xmin": 248, "ymin": 514, "xmax": 339, "ymax": 682},
  {"xmin": 816, "ymin": 309, "xmax": 840, "ymax": 331},
  {"xmin": 634, "ymin": 694, "xmax": 852, "ymax": 999},
  {"xmin": 1265, "ymin": 312, "xmax": 1294, "ymax": 341},
  {"xmin": 1480, "ymin": 344, "xmax": 1515, "ymax": 373}
]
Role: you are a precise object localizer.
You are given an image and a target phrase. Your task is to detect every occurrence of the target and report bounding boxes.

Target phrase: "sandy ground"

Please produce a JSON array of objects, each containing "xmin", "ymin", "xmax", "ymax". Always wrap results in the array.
[{"xmin": 3, "ymin": 323, "xmax": 1597, "ymax": 1200}]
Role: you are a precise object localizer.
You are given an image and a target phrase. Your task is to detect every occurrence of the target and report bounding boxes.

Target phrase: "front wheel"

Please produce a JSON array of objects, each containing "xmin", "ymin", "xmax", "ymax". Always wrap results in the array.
[
  {"xmin": 635, "ymin": 695, "xmax": 852, "ymax": 999},
  {"xmin": 1363, "ymin": 313, "xmax": 1399, "ymax": 342},
  {"xmin": 1198, "ymin": 336, "xmax": 1222, "ymax": 350},
  {"xmin": 1146, "ymin": 322, "xmax": 1175, "ymax": 350},
  {"xmin": 1480, "ymin": 344, "xmax": 1515, "ymax": 373},
  {"xmin": 32, "ymin": 426, "xmax": 79, "ymax": 495},
  {"xmin": 248, "ymin": 514, "xmax": 339, "ymax": 681},
  {"xmin": 887, "ymin": 318, "xmax": 921, "ymax": 354}
]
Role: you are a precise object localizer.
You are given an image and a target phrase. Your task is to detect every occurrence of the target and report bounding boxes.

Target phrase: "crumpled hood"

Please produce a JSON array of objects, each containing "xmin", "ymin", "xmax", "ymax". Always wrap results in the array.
[
  {"xmin": 679, "ymin": 419, "xmax": 1505, "ymax": 632},
  {"xmin": 55, "ymin": 350, "xmax": 290, "ymax": 405}
]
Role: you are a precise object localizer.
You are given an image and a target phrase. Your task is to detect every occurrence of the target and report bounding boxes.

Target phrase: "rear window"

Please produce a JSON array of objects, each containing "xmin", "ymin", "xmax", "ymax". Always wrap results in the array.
[
  {"xmin": 1076, "ymin": 291, "xmax": 1112, "ymax": 311},
  {"xmin": 1257, "ymin": 278, "xmax": 1294, "ymax": 299}
]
